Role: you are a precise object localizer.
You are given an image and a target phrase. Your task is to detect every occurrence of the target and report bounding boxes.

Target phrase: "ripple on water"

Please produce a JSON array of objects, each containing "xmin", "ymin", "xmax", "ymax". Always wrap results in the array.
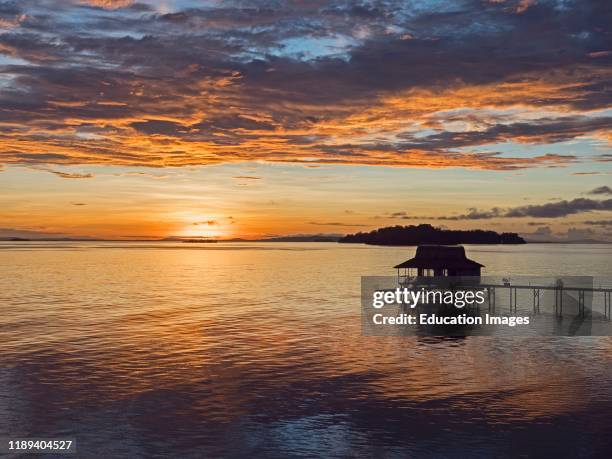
[{"xmin": 1, "ymin": 242, "xmax": 612, "ymax": 457}]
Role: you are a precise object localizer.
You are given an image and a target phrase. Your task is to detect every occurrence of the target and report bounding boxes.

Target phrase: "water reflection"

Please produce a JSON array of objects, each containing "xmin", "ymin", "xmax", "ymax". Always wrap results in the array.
[{"xmin": 1, "ymin": 243, "xmax": 612, "ymax": 457}]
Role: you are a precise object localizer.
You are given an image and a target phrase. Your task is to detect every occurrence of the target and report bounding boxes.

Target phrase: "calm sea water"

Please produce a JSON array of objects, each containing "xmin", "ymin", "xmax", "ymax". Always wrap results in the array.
[{"xmin": 1, "ymin": 242, "xmax": 612, "ymax": 458}]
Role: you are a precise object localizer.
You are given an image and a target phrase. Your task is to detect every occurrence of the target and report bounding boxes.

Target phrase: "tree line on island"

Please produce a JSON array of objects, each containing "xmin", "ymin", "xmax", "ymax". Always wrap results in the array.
[{"xmin": 338, "ymin": 224, "xmax": 526, "ymax": 245}]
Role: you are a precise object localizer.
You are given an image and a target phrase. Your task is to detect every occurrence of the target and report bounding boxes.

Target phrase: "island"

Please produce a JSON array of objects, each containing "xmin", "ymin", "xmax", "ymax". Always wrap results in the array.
[
  {"xmin": 226, "ymin": 235, "xmax": 340, "ymax": 242},
  {"xmin": 338, "ymin": 224, "xmax": 526, "ymax": 245}
]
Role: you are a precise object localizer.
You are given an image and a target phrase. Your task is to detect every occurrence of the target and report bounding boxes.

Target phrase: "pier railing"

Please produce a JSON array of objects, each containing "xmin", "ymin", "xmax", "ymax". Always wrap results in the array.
[
  {"xmin": 476, "ymin": 282, "xmax": 612, "ymax": 318},
  {"xmin": 397, "ymin": 276, "xmax": 612, "ymax": 319}
]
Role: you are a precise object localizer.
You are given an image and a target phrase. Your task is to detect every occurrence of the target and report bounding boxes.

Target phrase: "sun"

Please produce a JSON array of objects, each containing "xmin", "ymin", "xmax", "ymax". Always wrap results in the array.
[{"xmin": 179, "ymin": 226, "xmax": 226, "ymax": 239}]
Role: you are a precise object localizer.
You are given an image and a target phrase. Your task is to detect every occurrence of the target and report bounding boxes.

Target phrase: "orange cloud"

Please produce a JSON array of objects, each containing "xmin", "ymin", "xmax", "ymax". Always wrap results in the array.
[
  {"xmin": 0, "ymin": 1, "xmax": 610, "ymax": 172},
  {"xmin": 0, "ymin": 73, "xmax": 604, "ymax": 171},
  {"xmin": 78, "ymin": 0, "xmax": 134, "ymax": 9}
]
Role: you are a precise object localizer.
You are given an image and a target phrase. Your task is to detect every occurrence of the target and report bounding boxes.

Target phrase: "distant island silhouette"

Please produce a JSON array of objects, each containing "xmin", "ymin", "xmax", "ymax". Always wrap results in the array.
[
  {"xmin": 338, "ymin": 224, "xmax": 526, "ymax": 245},
  {"xmin": 226, "ymin": 235, "xmax": 340, "ymax": 242}
]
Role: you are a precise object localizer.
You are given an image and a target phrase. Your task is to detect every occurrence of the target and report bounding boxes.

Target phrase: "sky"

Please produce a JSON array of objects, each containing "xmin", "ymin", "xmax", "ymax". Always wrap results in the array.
[{"xmin": 0, "ymin": 0, "xmax": 611, "ymax": 240}]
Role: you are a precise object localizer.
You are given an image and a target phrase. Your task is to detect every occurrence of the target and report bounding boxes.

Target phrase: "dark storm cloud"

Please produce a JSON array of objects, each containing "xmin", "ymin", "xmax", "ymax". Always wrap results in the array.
[{"xmin": 0, "ymin": 0, "xmax": 610, "ymax": 168}]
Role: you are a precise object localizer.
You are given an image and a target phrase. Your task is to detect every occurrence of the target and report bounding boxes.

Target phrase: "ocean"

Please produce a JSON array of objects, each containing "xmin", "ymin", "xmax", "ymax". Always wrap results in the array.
[{"xmin": 1, "ymin": 242, "xmax": 612, "ymax": 457}]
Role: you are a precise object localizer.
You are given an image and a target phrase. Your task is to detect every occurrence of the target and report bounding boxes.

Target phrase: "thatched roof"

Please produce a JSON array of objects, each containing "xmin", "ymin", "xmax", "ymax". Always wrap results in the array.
[{"xmin": 394, "ymin": 245, "xmax": 484, "ymax": 269}]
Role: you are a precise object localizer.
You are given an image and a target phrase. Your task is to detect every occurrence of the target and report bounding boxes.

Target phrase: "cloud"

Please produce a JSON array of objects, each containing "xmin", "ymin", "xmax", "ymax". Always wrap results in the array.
[
  {"xmin": 387, "ymin": 212, "xmax": 432, "ymax": 220},
  {"xmin": 521, "ymin": 226, "xmax": 554, "ymax": 241},
  {"xmin": 521, "ymin": 225, "xmax": 608, "ymax": 242},
  {"xmin": 130, "ymin": 120, "xmax": 188, "ymax": 136},
  {"xmin": 390, "ymin": 194, "xmax": 612, "ymax": 221},
  {"xmin": 437, "ymin": 194, "xmax": 612, "ymax": 220},
  {"xmin": 193, "ymin": 220, "xmax": 217, "ymax": 226},
  {"xmin": 52, "ymin": 171, "xmax": 93, "ymax": 179},
  {"xmin": 307, "ymin": 221, "xmax": 369, "ymax": 227},
  {"xmin": 503, "ymin": 198, "xmax": 612, "ymax": 218},
  {"xmin": 72, "ymin": 202, "xmax": 87, "ymax": 206},
  {"xmin": 587, "ymin": 186, "xmax": 612, "ymax": 195},
  {"xmin": 232, "ymin": 176, "xmax": 261, "ymax": 180},
  {"xmin": 79, "ymin": 1, "xmax": 134, "ymax": 9},
  {"xmin": 396, "ymin": 116, "xmax": 612, "ymax": 151},
  {"xmin": 111, "ymin": 171, "xmax": 174, "ymax": 179},
  {"xmin": 566, "ymin": 227, "xmax": 596, "ymax": 241},
  {"xmin": 43, "ymin": 169, "xmax": 93, "ymax": 179},
  {"xmin": 532, "ymin": 226, "xmax": 553, "ymax": 237},
  {"xmin": 0, "ymin": 0, "xmax": 610, "ymax": 170},
  {"xmin": 523, "ymin": 225, "xmax": 609, "ymax": 242},
  {"xmin": 584, "ymin": 219, "xmax": 612, "ymax": 227},
  {"xmin": 438, "ymin": 208, "xmax": 502, "ymax": 220},
  {"xmin": 27, "ymin": 166, "xmax": 94, "ymax": 179}
]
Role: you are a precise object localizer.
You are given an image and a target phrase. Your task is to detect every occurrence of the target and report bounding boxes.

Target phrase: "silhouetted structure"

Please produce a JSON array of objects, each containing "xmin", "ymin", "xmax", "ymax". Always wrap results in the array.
[
  {"xmin": 339, "ymin": 224, "xmax": 525, "ymax": 245},
  {"xmin": 394, "ymin": 245, "xmax": 484, "ymax": 277}
]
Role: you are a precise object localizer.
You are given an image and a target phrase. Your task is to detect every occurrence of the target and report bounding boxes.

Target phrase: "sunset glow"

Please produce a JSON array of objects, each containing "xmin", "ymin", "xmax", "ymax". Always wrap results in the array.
[{"xmin": 0, "ymin": 0, "xmax": 610, "ymax": 240}]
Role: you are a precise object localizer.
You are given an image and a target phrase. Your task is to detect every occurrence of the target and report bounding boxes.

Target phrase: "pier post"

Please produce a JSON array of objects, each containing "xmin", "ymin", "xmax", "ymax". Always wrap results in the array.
[
  {"xmin": 533, "ymin": 288, "xmax": 540, "ymax": 314},
  {"xmin": 508, "ymin": 287, "xmax": 517, "ymax": 312},
  {"xmin": 554, "ymin": 286, "xmax": 564, "ymax": 317},
  {"xmin": 513, "ymin": 287, "xmax": 518, "ymax": 312}
]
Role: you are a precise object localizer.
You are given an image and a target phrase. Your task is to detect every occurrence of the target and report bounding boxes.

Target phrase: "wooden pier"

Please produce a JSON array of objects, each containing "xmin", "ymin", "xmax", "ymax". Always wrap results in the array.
[
  {"xmin": 393, "ymin": 246, "xmax": 612, "ymax": 320},
  {"xmin": 477, "ymin": 282, "xmax": 612, "ymax": 318},
  {"xmin": 394, "ymin": 277, "xmax": 612, "ymax": 319},
  {"xmin": 436, "ymin": 283, "xmax": 612, "ymax": 320}
]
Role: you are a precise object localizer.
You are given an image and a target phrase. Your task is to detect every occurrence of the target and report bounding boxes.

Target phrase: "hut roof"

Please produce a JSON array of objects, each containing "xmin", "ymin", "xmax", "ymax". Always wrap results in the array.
[{"xmin": 393, "ymin": 245, "xmax": 484, "ymax": 269}]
